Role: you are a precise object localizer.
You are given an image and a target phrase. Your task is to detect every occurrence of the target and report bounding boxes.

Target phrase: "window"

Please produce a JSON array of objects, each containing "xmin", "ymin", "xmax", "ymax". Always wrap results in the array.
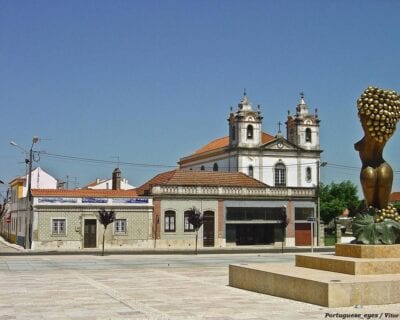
[
  {"xmin": 114, "ymin": 219, "xmax": 127, "ymax": 234},
  {"xmin": 274, "ymin": 163, "xmax": 286, "ymax": 186},
  {"xmin": 164, "ymin": 211, "xmax": 176, "ymax": 232},
  {"xmin": 200, "ymin": 165, "xmax": 205, "ymax": 171},
  {"xmin": 248, "ymin": 165, "xmax": 254, "ymax": 178},
  {"xmin": 52, "ymin": 219, "xmax": 66, "ymax": 235},
  {"xmin": 213, "ymin": 163, "xmax": 218, "ymax": 171},
  {"xmin": 184, "ymin": 211, "xmax": 195, "ymax": 232},
  {"xmin": 247, "ymin": 125, "xmax": 253, "ymax": 139},
  {"xmin": 305, "ymin": 128, "xmax": 312, "ymax": 142},
  {"xmin": 306, "ymin": 167, "xmax": 312, "ymax": 182},
  {"xmin": 231, "ymin": 125, "xmax": 236, "ymax": 140},
  {"xmin": 295, "ymin": 208, "xmax": 314, "ymax": 220}
]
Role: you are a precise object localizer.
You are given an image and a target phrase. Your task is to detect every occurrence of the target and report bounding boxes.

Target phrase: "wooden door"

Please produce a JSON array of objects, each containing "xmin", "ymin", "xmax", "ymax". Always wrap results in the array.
[
  {"xmin": 203, "ymin": 211, "xmax": 215, "ymax": 247},
  {"xmin": 84, "ymin": 219, "xmax": 97, "ymax": 248},
  {"xmin": 295, "ymin": 223, "xmax": 311, "ymax": 246}
]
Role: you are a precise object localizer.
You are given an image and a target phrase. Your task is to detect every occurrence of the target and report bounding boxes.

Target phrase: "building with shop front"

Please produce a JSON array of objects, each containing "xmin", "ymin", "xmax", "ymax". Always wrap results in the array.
[{"xmin": 136, "ymin": 169, "xmax": 316, "ymax": 248}]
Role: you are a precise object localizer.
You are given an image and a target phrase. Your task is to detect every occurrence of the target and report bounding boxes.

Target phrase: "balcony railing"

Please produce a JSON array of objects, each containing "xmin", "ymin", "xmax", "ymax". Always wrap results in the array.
[{"xmin": 151, "ymin": 185, "xmax": 315, "ymax": 198}]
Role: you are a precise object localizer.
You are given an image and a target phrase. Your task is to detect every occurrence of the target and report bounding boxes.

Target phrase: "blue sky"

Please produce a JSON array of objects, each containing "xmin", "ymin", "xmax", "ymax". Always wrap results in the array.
[{"xmin": 1, "ymin": 0, "xmax": 400, "ymax": 195}]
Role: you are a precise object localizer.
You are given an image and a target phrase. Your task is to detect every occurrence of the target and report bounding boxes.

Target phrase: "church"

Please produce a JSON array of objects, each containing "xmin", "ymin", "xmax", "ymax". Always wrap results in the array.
[{"xmin": 179, "ymin": 92, "xmax": 322, "ymax": 189}]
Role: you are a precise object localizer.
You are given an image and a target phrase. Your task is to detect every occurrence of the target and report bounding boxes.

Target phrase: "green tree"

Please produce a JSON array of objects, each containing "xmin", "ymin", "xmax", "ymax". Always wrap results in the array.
[
  {"xmin": 188, "ymin": 207, "xmax": 203, "ymax": 255},
  {"xmin": 96, "ymin": 208, "xmax": 115, "ymax": 256},
  {"xmin": 320, "ymin": 181, "xmax": 361, "ymax": 224}
]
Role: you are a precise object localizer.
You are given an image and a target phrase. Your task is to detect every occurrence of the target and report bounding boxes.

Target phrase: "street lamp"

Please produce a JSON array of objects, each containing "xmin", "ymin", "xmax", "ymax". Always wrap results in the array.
[
  {"xmin": 316, "ymin": 160, "xmax": 327, "ymax": 246},
  {"xmin": 10, "ymin": 136, "xmax": 39, "ymax": 249},
  {"xmin": 280, "ymin": 205, "xmax": 288, "ymax": 254}
]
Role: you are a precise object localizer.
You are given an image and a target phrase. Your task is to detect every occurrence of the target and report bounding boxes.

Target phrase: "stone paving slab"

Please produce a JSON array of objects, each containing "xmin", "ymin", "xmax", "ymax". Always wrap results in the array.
[{"xmin": 0, "ymin": 254, "xmax": 399, "ymax": 319}]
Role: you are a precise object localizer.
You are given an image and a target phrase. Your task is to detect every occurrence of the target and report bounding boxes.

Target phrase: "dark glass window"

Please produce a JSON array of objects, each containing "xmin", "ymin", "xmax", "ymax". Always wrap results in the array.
[
  {"xmin": 305, "ymin": 128, "xmax": 312, "ymax": 142},
  {"xmin": 226, "ymin": 207, "xmax": 282, "ymax": 221},
  {"xmin": 248, "ymin": 165, "xmax": 254, "ymax": 178},
  {"xmin": 295, "ymin": 207, "xmax": 314, "ymax": 220},
  {"xmin": 306, "ymin": 167, "xmax": 312, "ymax": 182},
  {"xmin": 164, "ymin": 211, "xmax": 176, "ymax": 232},
  {"xmin": 247, "ymin": 125, "xmax": 253, "ymax": 139},
  {"xmin": 213, "ymin": 163, "xmax": 218, "ymax": 171}
]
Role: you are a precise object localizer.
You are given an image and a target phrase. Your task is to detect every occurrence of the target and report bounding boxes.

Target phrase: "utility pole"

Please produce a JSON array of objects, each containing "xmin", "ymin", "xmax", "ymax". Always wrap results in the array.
[
  {"xmin": 316, "ymin": 160, "xmax": 327, "ymax": 246},
  {"xmin": 12, "ymin": 136, "xmax": 39, "ymax": 249}
]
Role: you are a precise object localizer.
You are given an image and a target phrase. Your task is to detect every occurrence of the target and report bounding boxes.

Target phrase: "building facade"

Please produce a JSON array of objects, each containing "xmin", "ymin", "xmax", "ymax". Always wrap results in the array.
[
  {"xmin": 136, "ymin": 170, "xmax": 317, "ymax": 248},
  {"xmin": 0, "ymin": 168, "xmax": 58, "ymax": 246},
  {"xmin": 29, "ymin": 189, "xmax": 153, "ymax": 251},
  {"xmin": 179, "ymin": 93, "xmax": 322, "ymax": 189}
]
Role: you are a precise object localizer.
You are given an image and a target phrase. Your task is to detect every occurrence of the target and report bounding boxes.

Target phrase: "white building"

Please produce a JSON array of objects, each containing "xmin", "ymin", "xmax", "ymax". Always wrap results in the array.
[
  {"xmin": 83, "ymin": 168, "xmax": 134, "ymax": 190},
  {"xmin": 179, "ymin": 92, "xmax": 322, "ymax": 188},
  {"xmin": 1, "ymin": 167, "xmax": 58, "ymax": 246}
]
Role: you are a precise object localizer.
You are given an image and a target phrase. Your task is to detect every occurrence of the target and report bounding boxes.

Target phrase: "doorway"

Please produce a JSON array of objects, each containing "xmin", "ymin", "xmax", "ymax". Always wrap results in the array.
[
  {"xmin": 203, "ymin": 211, "xmax": 215, "ymax": 247},
  {"xmin": 84, "ymin": 219, "xmax": 97, "ymax": 248},
  {"xmin": 295, "ymin": 223, "xmax": 311, "ymax": 246}
]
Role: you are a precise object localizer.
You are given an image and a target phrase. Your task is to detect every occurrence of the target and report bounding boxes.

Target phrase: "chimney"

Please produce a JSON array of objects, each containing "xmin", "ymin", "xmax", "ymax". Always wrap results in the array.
[{"xmin": 112, "ymin": 168, "xmax": 121, "ymax": 190}]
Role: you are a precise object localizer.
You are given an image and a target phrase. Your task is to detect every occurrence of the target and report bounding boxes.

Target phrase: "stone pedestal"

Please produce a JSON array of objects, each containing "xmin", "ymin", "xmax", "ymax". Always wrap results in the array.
[{"xmin": 229, "ymin": 244, "xmax": 400, "ymax": 307}]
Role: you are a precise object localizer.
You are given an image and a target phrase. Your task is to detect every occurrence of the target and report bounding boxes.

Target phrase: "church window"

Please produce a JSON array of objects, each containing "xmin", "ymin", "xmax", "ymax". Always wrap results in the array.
[
  {"xmin": 248, "ymin": 165, "xmax": 254, "ymax": 178},
  {"xmin": 231, "ymin": 125, "xmax": 236, "ymax": 140},
  {"xmin": 305, "ymin": 128, "xmax": 312, "ymax": 143},
  {"xmin": 213, "ymin": 163, "xmax": 218, "ymax": 171},
  {"xmin": 274, "ymin": 163, "xmax": 286, "ymax": 186},
  {"xmin": 200, "ymin": 165, "xmax": 205, "ymax": 171},
  {"xmin": 306, "ymin": 167, "xmax": 312, "ymax": 182},
  {"xmin": 247, "ymin": 125, "xmax": 253, "ymax": 139}
]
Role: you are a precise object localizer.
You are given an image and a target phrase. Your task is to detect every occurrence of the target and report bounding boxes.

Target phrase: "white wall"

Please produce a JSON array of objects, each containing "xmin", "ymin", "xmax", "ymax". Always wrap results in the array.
[{"xmin": 23, "ymin": 168, "xmax": 58, "ymax": 197}]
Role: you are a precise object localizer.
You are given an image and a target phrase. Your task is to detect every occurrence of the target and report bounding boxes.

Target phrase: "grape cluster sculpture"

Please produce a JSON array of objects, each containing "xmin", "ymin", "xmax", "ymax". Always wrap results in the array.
[{"xmin": 353, "ymin": 86, "xmax": 400, "ymax": 244}]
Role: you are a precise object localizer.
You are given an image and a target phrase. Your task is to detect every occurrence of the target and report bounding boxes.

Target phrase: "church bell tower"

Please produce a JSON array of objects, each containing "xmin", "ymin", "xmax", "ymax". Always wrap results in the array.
[
  {"xmin": 228, "ymin": 91, "xmax": 263, "ymax": 148},
  {"xmin": 286, "ymin": 93, "xmax": 320, "ymax": 150}
]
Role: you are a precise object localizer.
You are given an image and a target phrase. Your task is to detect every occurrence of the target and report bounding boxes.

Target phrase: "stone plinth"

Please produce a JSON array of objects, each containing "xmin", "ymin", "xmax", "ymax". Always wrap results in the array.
[
  {"xmin": 229, "ymin": 264, "xmax": 400, "ymax": 307},
  {"xmin": 296, "ymin": 253, "xmax": 400, "ymax": 275},
  {"xmin": 335, "ymin": 243, "xmax": 400, "ymax": 258},
  {"xmin": 229, "ymin": 244, "xmax": 400, "ymax": 307}
]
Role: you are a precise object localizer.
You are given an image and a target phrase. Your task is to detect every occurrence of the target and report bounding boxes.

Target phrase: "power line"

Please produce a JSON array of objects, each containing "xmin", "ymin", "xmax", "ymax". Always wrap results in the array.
[{"xmin": 41, "ymin": 152, "xmax": 177, "ymax": 169}]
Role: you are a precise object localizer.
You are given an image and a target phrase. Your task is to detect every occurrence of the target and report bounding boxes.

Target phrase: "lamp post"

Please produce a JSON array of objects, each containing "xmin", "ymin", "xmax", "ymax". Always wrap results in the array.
[
  {"xmin": 10, "ymin": 136, "xmax": 39, "ymax": 249},
  {"xmin": 316, "ymin": 160, "xmax": 327, "ymax": 246},
  {"xmin": 280, "ymin": 205, "xmax": 287, "ymax": 254}
]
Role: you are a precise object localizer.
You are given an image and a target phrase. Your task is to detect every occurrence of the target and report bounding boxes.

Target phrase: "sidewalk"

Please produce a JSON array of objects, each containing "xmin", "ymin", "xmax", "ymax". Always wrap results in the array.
[
  {"xmin": 0, "ymin": 237, "xmax": 334, "ymax": 255},
  {"xmin": 0, "ymin": 236, "xmax": 25, "ymax": 253}
]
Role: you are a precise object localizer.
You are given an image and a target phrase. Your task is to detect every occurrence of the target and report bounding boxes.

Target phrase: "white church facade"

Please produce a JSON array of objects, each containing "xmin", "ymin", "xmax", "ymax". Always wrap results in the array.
[{"xmin": 179, "ymin": 92, "xmax": 322, "ymax": 189}]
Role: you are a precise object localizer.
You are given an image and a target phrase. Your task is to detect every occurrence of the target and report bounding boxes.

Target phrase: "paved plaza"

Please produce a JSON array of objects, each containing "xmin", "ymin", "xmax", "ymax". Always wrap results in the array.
[{"xmin": 0, "ymin": 241, "xmax": 399, "ymax": 319}]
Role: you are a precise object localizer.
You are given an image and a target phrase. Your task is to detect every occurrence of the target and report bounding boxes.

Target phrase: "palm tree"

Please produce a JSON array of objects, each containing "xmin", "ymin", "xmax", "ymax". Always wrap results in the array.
[{"xmin": 96, "ymin": 208, "xmax": 115, "ymax": 256}]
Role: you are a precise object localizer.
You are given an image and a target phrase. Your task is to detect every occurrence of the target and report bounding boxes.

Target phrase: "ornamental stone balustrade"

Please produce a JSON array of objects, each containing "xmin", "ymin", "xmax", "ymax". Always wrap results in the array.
[{"xmin": 151, "ymin": 185, "xmax": 315, "ymax": 199}]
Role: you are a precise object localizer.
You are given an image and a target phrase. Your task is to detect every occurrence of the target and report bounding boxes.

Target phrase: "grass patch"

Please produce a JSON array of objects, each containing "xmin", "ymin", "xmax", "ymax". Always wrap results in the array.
[{"xmin": 324, "ymin": 233, "xmax": 336, "ymax": 246}]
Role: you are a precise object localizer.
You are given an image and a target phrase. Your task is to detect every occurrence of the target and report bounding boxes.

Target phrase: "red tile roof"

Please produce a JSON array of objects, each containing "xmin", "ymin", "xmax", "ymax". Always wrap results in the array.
[
  {"xmin": 136, "ymin": 169, "xmax": 268, "ymax": 195},
  {"xmin": 193, "ymin": 132, "xmax": 275, "ymax": 155},
  {"xmin": 390, "ymin": 192, "xmax": 400, "ymax": 202},
  {"xmin": 31, "ymin": 189, "xmax": 138, "ymax": 198}
]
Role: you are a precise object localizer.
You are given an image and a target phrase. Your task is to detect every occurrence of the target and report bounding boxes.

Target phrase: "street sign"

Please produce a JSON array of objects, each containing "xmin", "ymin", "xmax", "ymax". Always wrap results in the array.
[{"xmin": 307, "ymin": 217, "xmax": 317, "ymax": 222}]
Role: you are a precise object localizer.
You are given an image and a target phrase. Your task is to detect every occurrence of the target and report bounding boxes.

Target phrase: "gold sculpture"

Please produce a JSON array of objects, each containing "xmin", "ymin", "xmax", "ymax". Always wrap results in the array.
[{"xmin": 355, "ymin": 86, "xmax": 400, "ymax": 209}]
